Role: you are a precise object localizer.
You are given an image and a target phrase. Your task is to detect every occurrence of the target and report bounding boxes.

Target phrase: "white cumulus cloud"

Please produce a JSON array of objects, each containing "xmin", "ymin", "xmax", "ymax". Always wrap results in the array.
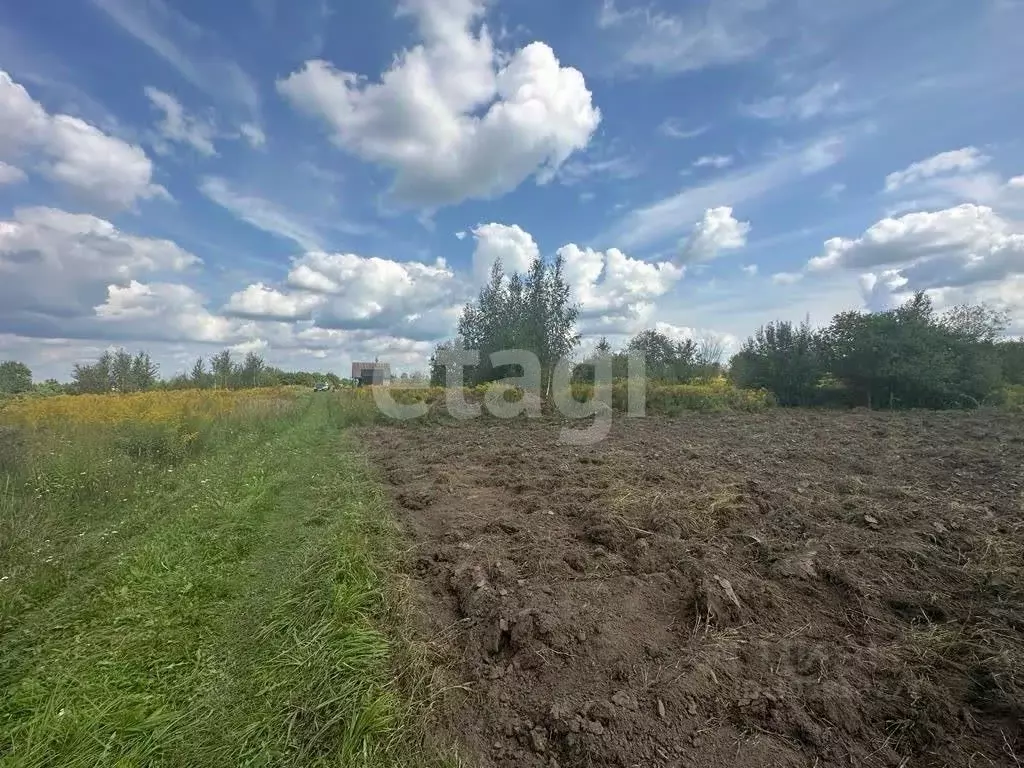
[
  {"xmin": 809, "ymin": 203, "xmax": 1024, "ymax": 325},
  {"xmin": 557, "ymin": 243, "xmax": 684, "ymax": 333},
  {"xmin": 277, "ymin": 0, "xmax": 600, "ymax": 208},
  {"xmin": 471, "ymin": 222, "xmax": 539, "ymax": 283},
  {"xmin": 225, "ymin": 283, "xmax": 326, "ymax": 321},
  {"xmin": 219, "ymin": 250, "xmax": 468, "ymax": 341},
  {"xmin": 0, "ymin": 207, "xmax": 201, "ymax": 339},
  {"xmin": 94, "ymin": 280, "xmax": 233, "ymax": 343},
  {"xmin": 0, "ymin": 70, "xmax": 166, "ymax": 209},
  {"xmin": 678, "ymin": 206, "xmax": 751, "ymax": 263},
  {"xmin": 808, "ymin": 204, "xmax": 1023, "ymax": 277}
]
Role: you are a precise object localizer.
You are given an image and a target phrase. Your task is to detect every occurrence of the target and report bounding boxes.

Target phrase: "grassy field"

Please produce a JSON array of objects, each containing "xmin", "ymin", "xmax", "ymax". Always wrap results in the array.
[
  {"xmin": 5, "ymin": 384, "xmax": 1021, "ymax": 768},
  {"xmin": 0, "ymin": 390, "xmax": 450, "ymax": 768}
]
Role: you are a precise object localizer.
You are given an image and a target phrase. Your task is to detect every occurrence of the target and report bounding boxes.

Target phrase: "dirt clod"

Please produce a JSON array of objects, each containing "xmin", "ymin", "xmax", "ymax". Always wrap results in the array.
[{"xmin": 367, "ymin": 410, "xmax": 1024, "ymax": 767}]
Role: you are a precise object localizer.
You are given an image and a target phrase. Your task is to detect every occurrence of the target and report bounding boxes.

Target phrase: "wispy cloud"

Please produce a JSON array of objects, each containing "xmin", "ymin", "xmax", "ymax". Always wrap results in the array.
[
  {"xmin": 199, "ymin": 176, "xmax": 381, "ymax": 251},
  {"xmin": 144, "ymin": 87, "xmax": 217, "ymax": 156},
  {"xmin": 884, "ymin": 147, "xmax": 989, "ymax": 192},
  {"xmin": 558, "ymin": 152, "xmax": 642, "ymax": 186},
  {"xmin": 658, "ymin": 119, "xmax": 710, "ymax": 140},
  {"xmin": 199, "ymin": 176, "xmax": 324, "ymax": 251},
  {"xmin": 603, "ymin": 133, "xmax": 852, "ymax": 250},
  {"xmin": 741, "ymin": 81, "xmax": 844, "ymax": 121},
  {"xmin": 89, "ymin": 0, "xmax": 259, "ymax": 115},
  {"xmin": 824, "ymin": 181, "xmax": 846, "ymax": 199},
  {"xmin": 693, "ymin": 155, "xmax": 734, "ymax": 169},
  {"xmin": 771, "ymin": 271, "xmax": 804, "ymax": 285},
  {"xmin": 598, "ymin": 0, "xmax": 777, "ymax": 75}
]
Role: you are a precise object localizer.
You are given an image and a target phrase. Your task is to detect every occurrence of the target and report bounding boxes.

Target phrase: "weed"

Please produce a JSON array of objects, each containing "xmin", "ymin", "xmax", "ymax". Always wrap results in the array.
[{"xmin": 0, "ymin": 392, "xmax": 450, "ymax": 767}]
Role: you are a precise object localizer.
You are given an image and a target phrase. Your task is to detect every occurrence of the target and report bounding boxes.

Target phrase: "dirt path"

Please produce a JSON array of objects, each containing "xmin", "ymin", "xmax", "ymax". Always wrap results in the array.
[{"xmin": 367, "ymin": 411, "xmax": 1024, "ymax": 768}]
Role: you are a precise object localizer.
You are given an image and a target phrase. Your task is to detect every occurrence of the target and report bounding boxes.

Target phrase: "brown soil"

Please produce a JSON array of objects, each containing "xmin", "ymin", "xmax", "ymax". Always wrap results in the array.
[{"xmin": 365, "ymin": 410, "xmax": 1024, "ymax": 767}]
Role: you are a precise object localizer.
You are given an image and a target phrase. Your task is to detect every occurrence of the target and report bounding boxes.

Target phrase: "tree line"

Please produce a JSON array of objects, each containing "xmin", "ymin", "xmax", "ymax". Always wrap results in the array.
[
  {"xmin": 431, "ymin": 255, "xmax": 1022, "ymax": 409},
  {"xmin": 4, "ymin": 267, "xmax": 1023, "ymax": 409},
  {"xmin": 0, "ymin": 349, "xmax": 348, "ymax": 396},
  {"xmin": 730, "ymin": 294, "xmax": 1023, "ymax": 408}
]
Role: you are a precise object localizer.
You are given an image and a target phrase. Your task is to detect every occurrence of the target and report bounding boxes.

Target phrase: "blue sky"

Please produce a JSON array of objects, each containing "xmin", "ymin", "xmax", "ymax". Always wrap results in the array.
[{"xmin": 1, "ymin": 0, "xmax": 1023, "ymax": 379}]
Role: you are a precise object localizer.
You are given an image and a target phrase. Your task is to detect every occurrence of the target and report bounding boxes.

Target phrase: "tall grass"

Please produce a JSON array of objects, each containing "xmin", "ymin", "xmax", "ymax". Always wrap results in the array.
[
  {"xmin": 0, "ymin": 390, "xmax": 454, "ymax": 767},
  {"xmin": 369, "ymin": 378, "xmax": 775, "ymax": 418}
]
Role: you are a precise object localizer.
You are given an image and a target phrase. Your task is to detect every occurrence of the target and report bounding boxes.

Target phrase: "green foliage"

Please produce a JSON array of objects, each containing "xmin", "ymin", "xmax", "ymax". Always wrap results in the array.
[
  {"xmin": 0, "ymin": 424, "xmax": 26, "ymax": 474},
  {"xmin": 190, "ymin": 356, "xmax": 212, "ymax": 388},
  {"xmin": 612, "ymin": 380, "xmax": 773, "ymax": 412},
  {"xmin": 0, "ymin": 360, "xmax": 32, "ymax": 394},
  {"xmin": 434, "ymin": 255, "xmax": 580, "ymax": 393},
  {"xmin": 820, "ymin": 293, "xmax": 1006, "ymax": 408},
  {"xmin": 730, "ymin": 293, "xmax": 1011, "ymax": 410},
  {"xmin": 0, "ymin": 395, "xmax": 450, "ymax": 767},
  {"xmin": 71, "ymin": 349, "xmax": 158, "ymax": 394},
  {"xmin": 730, "ymin": 320, "xmax": 822, "ymax": 406},
  {"xmin": 997, "ymin": 340, "xmax": 1024, "ymax": 385},
  {"xmin": 32, "ymin": 379, "xmax": 65, "ymax": 396},
  {"xmin": 210, "ymin": 349, "xmax": 234, "ymax": 389},
  {"xmin": 63, "ymin": 348, "xmax": 346, "ymax": 396},
  {"xmin": 572, "ymin": 331, "xmax": 724, "ymax": 385},
  {"xmin": 626, "ymin": 330, "xmax": 697, "ymax": 382},
  {"xmin": 1005, "ymin": 384, "xmax": 1024, "ymax": 412}
]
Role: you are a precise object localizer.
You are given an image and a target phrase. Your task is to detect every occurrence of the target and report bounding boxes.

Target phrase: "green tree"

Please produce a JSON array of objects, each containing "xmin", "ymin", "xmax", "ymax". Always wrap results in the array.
[
  {"xmin": 0, "ymin": 360, "xmax": 32, "ymax": 394},
  {"xmin": 572, "ymin": 336, "xmax": 618, "ymax": 384},
  {"xmin": 111, "ymin": 349, "xmax": 134, "ymax": 392},
  {"xmin": 210, "ymin": 350, "xmax": 233, "ymax": 389},
  {"xmin": 998, "ymin": 339, "xmax": 1024, "ymax": 385},
  {"xmin": 72, "ymin": 352, "xmax": 114, "ymax": 394},
  {"xmin": 131, "ymin": 352, "xmax": 158, "ymax": 391},
  {"xmin": 820, "ymin": 293, "xmax": 1005, "ymax": 409},
  {"xmin": 730, "ymin": 321, "xmax": 822, "ymax": 405},
  {"xmin": 240, "ymin": 352, "xmax": 266, "ymax": 388},
  {"xmin": 446, "ymin": 255, "xmax": 581, "ymax": 394},
  {"xmin": 190, "ymin": 357, "xmax": 210, "ymax": 388},
  {"xmin": 33, "ymin": 379, "xmax": 65, "ymax": 396},
  {"xmin": 694, "ymin": 335, "xmax": 726, "ymax": 379},
  {"xmin": 429, "ymin": 339, "xmax": 459, "ymax": 386},
  {"xmin": 626, "ymin": 330, "xmax": 696, "ymax": 382}
]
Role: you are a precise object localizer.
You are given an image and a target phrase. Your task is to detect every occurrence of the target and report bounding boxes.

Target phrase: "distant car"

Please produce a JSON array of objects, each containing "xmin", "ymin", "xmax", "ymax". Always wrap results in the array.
[{"xmin": 313, "ymin": 382, "xmax": 331, "ymax": 392}]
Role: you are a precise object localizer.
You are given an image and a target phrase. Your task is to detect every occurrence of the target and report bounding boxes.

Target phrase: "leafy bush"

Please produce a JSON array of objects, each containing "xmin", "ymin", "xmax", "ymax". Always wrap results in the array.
[
  {"xmin": 1005, "ymin": 385, "xmax": 1024, "ymax": 412},
  {"xmin": 820, "ymin": 295, "xmax": 1006, "ymax": 409},
  {"xmin": 730, "ymin": 321, "xmax": 821, "ymax": 406},
  {"xmin": 731, "ymin": 293, "xmax": 1014, "ymax": 410},
  {"xmin": 0, "ymin": 361, "xmax": 32, "ymax": 394}
]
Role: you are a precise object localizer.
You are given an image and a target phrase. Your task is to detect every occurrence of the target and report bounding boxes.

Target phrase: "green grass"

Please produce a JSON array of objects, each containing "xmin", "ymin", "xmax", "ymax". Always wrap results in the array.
[{"xmin": 0, "ymin": 395, "xmax": 452, "ymax": 767}]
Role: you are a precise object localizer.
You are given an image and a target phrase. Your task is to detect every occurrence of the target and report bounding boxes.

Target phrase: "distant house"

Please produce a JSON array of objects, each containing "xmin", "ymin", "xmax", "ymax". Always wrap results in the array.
[{"xmin": 351, "ymin": 361, "xmax": 391, "ymax": 387}]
